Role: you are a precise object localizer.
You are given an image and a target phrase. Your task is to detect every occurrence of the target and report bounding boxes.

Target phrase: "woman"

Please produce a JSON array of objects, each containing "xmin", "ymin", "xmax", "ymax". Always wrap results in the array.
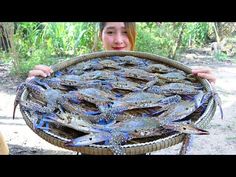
[
  {"xmin": 0, "ymin": 131, "xmax": 9, "ymax": 155},
  {"xmin": 27, "ymin": 22, "xmax": 216, "ymax": 84}
]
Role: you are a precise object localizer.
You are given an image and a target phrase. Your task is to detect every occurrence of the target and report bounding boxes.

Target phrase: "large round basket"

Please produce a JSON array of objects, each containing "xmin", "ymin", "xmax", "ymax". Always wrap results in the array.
[{"xmin": 20, "ymin": 51, "xmax": 217, "ymax": 155}]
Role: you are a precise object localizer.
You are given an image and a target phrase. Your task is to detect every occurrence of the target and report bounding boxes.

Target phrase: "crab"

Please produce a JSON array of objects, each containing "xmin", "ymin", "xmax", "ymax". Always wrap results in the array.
[
  {"xmin": 146, "ymin": 83, "xmax": 203, "ymax": 95},
  {"xmin": 110, "ymin": 92, "xmax": 181, "ymax": 113},
  {"xmin": 65, "ymin": 116, "xmax": 209, "ymax": 155}
]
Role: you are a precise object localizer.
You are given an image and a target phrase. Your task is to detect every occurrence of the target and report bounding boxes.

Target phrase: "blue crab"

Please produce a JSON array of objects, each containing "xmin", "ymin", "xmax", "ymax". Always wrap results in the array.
[
  {"xmin": 102, "ymin": 79, "xmax": 143, "ymax": 92},
  {"xmin": 40, "ymin": 77, "xmax": 69, "ymax": 91},
  {"xmin": 143, "ymin": 63, "xmax": 177, "ymax": 73},
  {"xmin": 146, "ymin": 83, "xmax": 203, "ymax": 95},
  {"xmin": 154, "ymin": 72, "xmax": 198, "ymax": 83},
  {"xmin": 77, "ymin": 70, "xmax": 118, "ymax": 81},
  {"xmin": 111, "ymin": 55, "xmax": 149, "ymax": 67},
  {"xmin": 74, "ymin": 88, "xmax": 116, "ymax": 111},
  {"xmin": 13, "ymin": 78, "xmax": 43, "ymax": 119},
  {"xmin": 65, "ymin": 91, "xmax": 210, "ymax": 155},
  {"xmin": 109, "ymin": 92, "xmax": 181, "ymax": 113},
  {"xmin": 114, "ymin": 68, "xmax": 156, "ymax": 82},
  {"xmin": 65, "ymin": 116, "xmax": 209, "ymax": 155},
  {"xmin": 152, "ymin": 90, "xmax": 207, "ymax": 123},
  {"xmin": 68, "ymin": 58, "xmax": 121, "ymax": 74}
]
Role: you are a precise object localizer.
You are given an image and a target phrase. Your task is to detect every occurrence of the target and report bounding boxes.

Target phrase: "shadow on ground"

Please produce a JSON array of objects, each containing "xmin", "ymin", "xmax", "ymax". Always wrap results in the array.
[{"xmin": 8, "ymin": 144, "xmax": 76, "ymax": 155}]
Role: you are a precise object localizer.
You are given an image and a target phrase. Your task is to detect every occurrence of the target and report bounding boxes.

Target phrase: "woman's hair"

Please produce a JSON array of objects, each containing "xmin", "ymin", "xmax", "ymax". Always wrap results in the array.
[{"xmin": 99, "ymin": 22, "xmax": 137, "ymax": 50}]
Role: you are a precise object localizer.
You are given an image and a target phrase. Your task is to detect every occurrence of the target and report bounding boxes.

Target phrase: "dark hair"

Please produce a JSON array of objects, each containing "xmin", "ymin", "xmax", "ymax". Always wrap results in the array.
[{"xmin": 99, "ymin": 22, "xmax": 137, "ymax": 50}]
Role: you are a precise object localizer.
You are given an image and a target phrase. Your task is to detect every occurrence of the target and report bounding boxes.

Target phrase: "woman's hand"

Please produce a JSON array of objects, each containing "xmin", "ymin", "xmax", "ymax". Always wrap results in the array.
[
  {"xmin": 192, "ymin": 67, "xmax": 216, "ymax": 84},
  {"xmin": 27, "ymin": 65, "xmax": 53, "ymax": 81}
]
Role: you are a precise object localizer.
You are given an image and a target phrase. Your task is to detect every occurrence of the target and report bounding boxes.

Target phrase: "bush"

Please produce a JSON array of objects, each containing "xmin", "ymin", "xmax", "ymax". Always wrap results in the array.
[{"xmin": 136, "ymin": 23, "xmax": 172, "ymax": 57}]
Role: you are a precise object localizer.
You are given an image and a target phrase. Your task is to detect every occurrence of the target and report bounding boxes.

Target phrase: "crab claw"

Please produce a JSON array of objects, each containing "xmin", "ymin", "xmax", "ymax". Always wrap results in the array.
[
  {"xmin": 13, "ymin": 83, "xmax": 27, "ymax": 120},
  {"xmin": 13, "ymin": 102, "xmax": 18, "ymax": 120},
  {"xmin": 65, "ymin": 132, "xmax": 111, "ymax": 146},
  {"xmin": 193, "ymin": 90, "xmax": 205, "ymax": 108},
  {"xmin": 181, "ymin": 125, "xmax": 209, "ymax": 135},
  {"xmin": 201, "ymin": 90, "xmax": 224, "ymax": 119},
  {"xmin": 212, "ymin": 92, "xmax": 224, "ymax": 119},
  {"xmin": 163, "ymin": 122, "xmax": 209, "ymax": 135}
]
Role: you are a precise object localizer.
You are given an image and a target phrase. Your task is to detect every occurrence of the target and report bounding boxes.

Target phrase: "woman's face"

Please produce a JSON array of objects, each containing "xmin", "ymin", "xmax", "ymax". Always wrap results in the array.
[{"xmin": 100, "ymin": 22, "xmax": 132, "ymax": 51}]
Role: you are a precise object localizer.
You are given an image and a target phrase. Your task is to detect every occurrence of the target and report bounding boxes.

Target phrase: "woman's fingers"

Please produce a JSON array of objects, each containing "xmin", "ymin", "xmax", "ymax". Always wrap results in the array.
[
  {"xmin": 34, "ymin": 65, "xmax": 53, "ymax": 76},
  {"xmin": 196, "ymin": 73, "xmax": 216, "ymax": 84},
  {"xmin": 191, "ymin": 68, "xmax": 216, "ymax": 84},
  {"xmin": 28, "ymin": 69, "xmax": 48, "ymax": 78},
  {"xmin": 27, "ymin": 65, "xmax": 53, "ymax": 78},
  {"xmin": 192, "ymin": 68, "xmax": 211, "ymax": 74}
]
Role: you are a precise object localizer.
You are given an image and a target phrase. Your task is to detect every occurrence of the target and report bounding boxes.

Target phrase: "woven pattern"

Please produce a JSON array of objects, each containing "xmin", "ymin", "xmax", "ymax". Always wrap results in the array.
[{"xmin": 19, "ymin": 51, "xmax": 216, "ymax": 155}]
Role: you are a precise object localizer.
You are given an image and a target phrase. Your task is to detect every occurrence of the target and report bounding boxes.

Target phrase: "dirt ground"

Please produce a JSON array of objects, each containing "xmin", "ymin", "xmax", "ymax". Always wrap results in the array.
[{"xmin": 1, "ymin": 51, "xmax": 236, "ymax": 155}]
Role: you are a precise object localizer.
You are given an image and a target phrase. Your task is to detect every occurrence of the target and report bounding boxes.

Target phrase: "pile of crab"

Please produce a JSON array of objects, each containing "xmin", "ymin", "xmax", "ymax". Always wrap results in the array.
[{"xmin": 13, "ymin": 55, "xmax": 223, "ymax": 155}]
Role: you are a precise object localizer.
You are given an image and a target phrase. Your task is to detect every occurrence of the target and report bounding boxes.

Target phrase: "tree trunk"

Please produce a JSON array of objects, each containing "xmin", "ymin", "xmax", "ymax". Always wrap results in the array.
[
  {"xmin": 171, "ymin": 23, "xmax": 186, "ymax": 60},
  {"xmin": 0, "ymin": 22, "xmax": 20, "ymax": 71},
  {"xmin": 213, "ymin": 22, "xmax": 220, "ymax": 43},
  {"xmin": 0, "ymin": 23, "xmax": 12, "ymax": 51}
]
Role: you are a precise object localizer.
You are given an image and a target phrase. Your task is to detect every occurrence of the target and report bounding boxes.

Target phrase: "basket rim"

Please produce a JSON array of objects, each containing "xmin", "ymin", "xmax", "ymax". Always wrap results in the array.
[{"xmin": 20, "ymin": 51, "xmax": 217, "ymax": 155}]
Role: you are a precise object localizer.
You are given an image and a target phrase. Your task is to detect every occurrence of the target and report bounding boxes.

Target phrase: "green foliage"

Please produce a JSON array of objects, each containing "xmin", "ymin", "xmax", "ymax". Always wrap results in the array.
[
  {"xmin": 0, "ymin": 50, "xmax": 11, "ymax": 63},
  {"xmin": 136, "ymin": 22, "xmax": 212, "ymax": 58},
  {"xmin": 136, "ymin": 22, "xmax": 183, "ymax": 57},
  {"xmin": 182, "ymin": 23, "xmax": 211, "ymax": 48},
  {"xmin": 6, "ymin": 22, "xmax": 96, "ymax": 75},
  {"xmin": 14, "ymin": 22, "xmax": 44, "ymax": 58},
  {"xmin": 10, "ymin": 49, "xmax": 53, "ymax": 77},
  {"xmin": 136, "ymin": 23, "xmax": 168, "ymax": 57},
  {"xmin": 39, "ymin": 22, "xmax": 96, "ymax": 56},
  {"xmin": 142, "ymin": 22, "xmax": 158, "ymax": 32},
  {"xmin": 214, "ymin": 51, "xmax": 228, "ymax": 61}
]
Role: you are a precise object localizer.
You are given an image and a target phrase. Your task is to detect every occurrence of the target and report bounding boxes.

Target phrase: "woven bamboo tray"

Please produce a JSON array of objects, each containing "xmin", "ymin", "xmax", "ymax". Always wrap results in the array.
[{"xmin": 20, "ymin": 51, "xmax": 217, "ymax": 155}]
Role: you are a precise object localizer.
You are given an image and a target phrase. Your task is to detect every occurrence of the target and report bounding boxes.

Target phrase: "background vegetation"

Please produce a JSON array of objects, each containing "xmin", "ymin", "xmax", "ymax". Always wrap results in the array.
[{"xmin": 0, "ymin": 22, "xmax": 236, "ymax": 77}]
